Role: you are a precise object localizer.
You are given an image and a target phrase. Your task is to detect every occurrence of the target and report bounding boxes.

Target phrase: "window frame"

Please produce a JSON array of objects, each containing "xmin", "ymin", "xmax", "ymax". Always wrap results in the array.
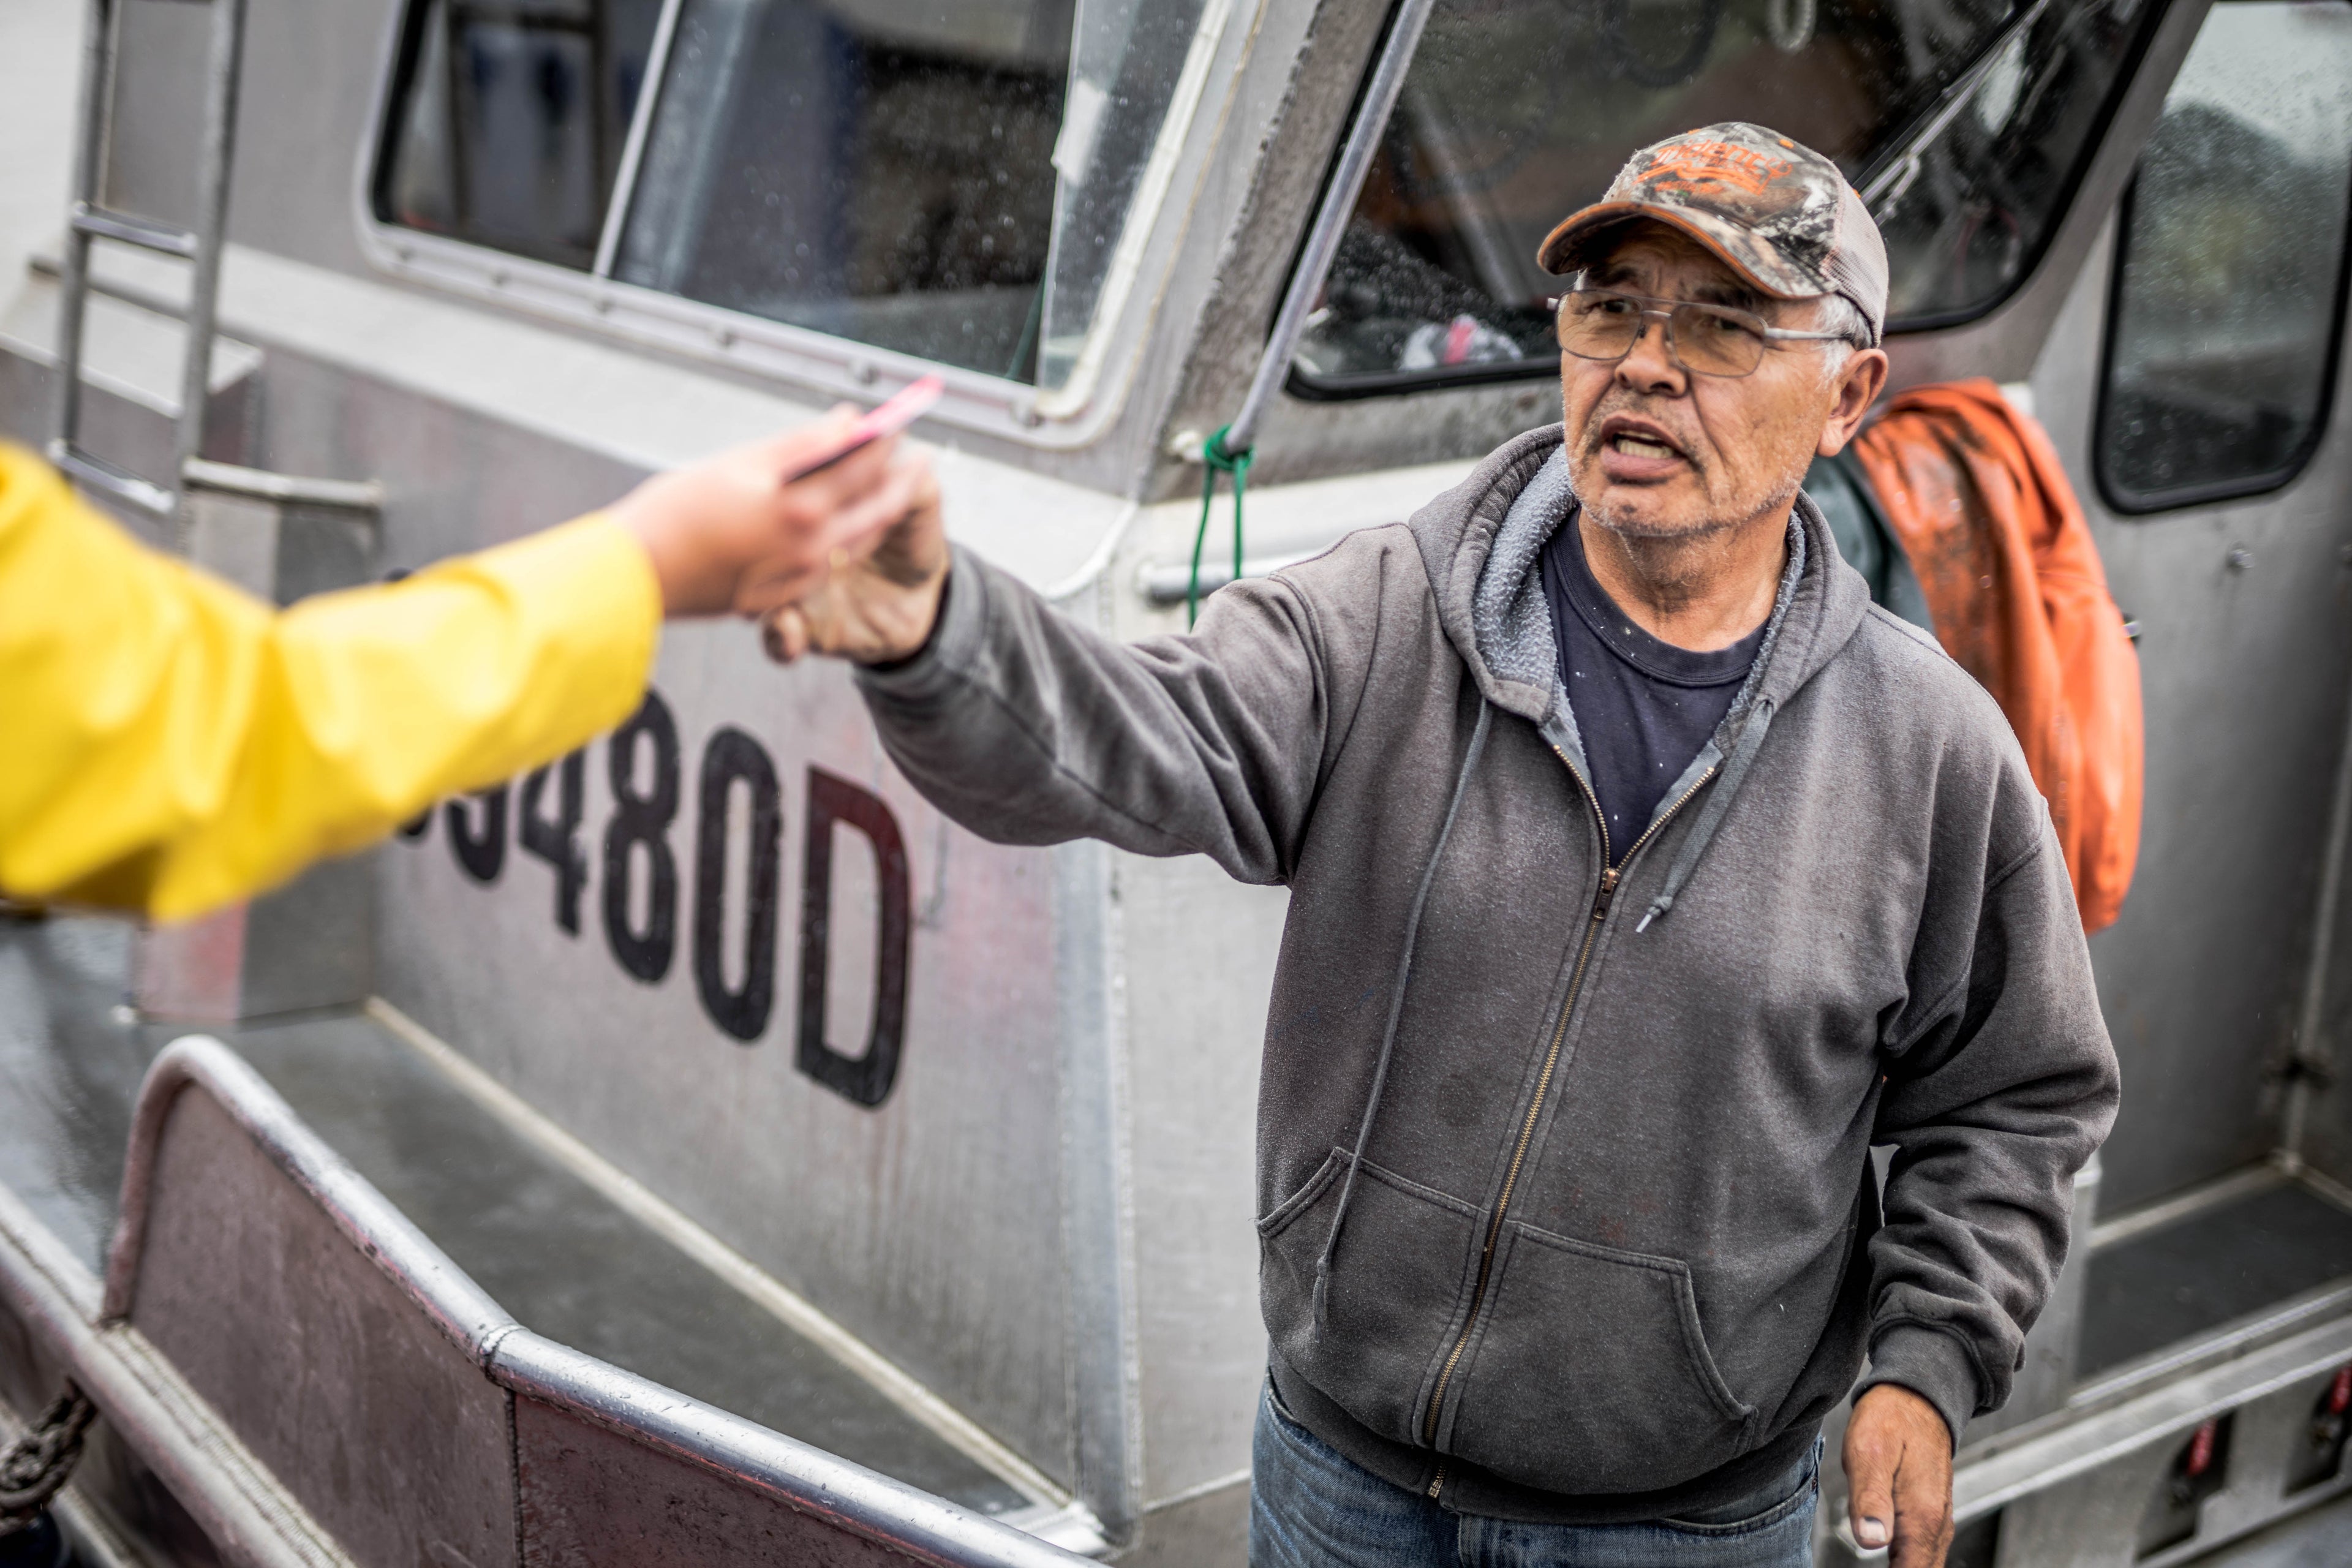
[
  {"xmin": 2092, "ymin": 85, "xmax": 2352, "ymax": 516},
  {"xmin": 1279, "ymin": 0, "xmax": 2176, "ymax": 404},
  {"xmin": 350, "ymin": 0, "xmax": 1238, "ymax": 445}
]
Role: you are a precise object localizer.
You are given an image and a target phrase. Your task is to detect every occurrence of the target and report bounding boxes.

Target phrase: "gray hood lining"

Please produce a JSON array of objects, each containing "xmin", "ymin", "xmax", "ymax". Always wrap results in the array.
[{"xmin": 1472, "ymin": 447, "xmax": 1810, "ymax": 832}]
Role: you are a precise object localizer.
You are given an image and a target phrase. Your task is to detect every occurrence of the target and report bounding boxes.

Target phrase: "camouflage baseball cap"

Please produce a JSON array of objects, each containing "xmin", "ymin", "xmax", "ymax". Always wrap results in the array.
[{"xmin": 1536, "ymin": 122, "xmax": 1889, "ymax": 345}]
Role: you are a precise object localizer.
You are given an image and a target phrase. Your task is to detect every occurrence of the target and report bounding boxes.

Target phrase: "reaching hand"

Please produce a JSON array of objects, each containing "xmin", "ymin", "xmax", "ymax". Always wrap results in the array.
[
  {"xmin": 1845, "ymin": 1384, "xmax": 1955, "ymax": 1566},
  {"xmin": 606, "ymin": 411, "xmax": 926, "ymax": 619},
  {"xmin": 760, "ymin": 456, "xmax": 948, "ymax": 667}
]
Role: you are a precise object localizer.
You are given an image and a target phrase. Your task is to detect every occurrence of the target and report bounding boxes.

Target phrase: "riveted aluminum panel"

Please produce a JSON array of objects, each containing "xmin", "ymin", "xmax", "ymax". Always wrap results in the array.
[{"xmin": 127, "ymin": 1088, "xmax": 518, "ymax": 1568}]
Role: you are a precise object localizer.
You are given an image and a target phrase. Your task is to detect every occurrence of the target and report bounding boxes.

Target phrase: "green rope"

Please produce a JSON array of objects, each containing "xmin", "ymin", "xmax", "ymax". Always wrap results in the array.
[{"xmin": 1187, "ymin": 424, "xmax": 1254, "ymax": 629}]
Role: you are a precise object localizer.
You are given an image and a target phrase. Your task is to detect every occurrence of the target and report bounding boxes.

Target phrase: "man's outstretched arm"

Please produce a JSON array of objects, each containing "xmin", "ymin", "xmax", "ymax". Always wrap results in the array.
[{"xmin": 771, "ymin": 485, "xmax": 1340, "ymax": 885}]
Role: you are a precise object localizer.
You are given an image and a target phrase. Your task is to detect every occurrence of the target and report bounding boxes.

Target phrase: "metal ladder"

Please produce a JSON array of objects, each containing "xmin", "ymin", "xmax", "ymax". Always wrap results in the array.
[{"xmin": 49, "ymin": 0, "xmax": 379, "ymax": 538}]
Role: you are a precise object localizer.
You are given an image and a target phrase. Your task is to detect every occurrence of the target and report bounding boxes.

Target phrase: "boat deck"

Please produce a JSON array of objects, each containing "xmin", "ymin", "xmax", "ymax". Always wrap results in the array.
[
  {"xmin": 0, "ymin": 911, "xmax": 1029, "ymax": 1518},
  {"xmin": 2084, "ymin": 1181, "xmax": 2352, "ymax": 1381},
  {"xmin": 18, "ymin": 908, "xmax": 2352, "ymax": 1566}
]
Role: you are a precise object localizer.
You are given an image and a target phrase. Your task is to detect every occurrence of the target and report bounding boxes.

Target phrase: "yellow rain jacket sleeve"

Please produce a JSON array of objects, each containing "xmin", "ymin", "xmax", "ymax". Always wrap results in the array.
[{"xmin": 1, "ymin": 443, "xmax": 660, "ymax": 920}]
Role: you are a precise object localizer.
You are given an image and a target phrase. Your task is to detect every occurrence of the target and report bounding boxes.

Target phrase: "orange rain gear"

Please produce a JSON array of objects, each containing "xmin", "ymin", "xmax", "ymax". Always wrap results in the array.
[{"xmin": 1849, "ymin": 379, "xmax": 2143, "ymax": 933}]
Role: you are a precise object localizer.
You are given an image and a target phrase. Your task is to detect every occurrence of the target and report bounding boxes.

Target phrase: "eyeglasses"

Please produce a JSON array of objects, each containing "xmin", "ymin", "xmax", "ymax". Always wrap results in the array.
[{"xmin": 1553, "ymin": 288, "xmax": 1854, "ymax": 379}]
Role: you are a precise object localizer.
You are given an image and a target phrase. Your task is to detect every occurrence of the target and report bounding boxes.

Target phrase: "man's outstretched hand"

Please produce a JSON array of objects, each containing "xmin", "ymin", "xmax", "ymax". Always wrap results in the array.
[
  {"xmin": 1845, "ymin": 1384, "xmax": 1954, "ymax": 1566},
  {"xmin": 760, "ymin": 456, "xmax": 948, "ymax": 666}
]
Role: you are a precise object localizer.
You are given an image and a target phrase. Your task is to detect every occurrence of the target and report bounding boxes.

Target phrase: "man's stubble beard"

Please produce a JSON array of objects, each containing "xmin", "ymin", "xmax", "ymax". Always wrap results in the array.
[
  {"xmin": 1583, "ymin": 488, "xmax": 1728, "ymax": 542},
  {"xmin": 1580, "ymin": 472, "xmax": 1803, "ymax": 545}
]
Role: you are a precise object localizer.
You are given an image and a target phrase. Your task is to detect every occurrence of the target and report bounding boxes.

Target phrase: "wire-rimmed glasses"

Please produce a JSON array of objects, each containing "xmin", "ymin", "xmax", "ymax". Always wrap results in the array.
[{"xmin": 1554, "ymin": 288, "xmax": 1854, "ymax": 378}]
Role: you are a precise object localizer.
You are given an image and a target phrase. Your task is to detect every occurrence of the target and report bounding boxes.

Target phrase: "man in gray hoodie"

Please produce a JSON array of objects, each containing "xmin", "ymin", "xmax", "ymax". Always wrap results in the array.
[{"xmin": 769, "ymin": 123, "xmax": 2117, "ymax": 1568}]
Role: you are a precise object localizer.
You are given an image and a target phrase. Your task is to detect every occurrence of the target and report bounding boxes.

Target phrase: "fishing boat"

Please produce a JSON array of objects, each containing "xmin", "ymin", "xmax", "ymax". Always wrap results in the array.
[{"xmin": 3, "ymin": 1, "xmax": 2351, "ymax": 1563}]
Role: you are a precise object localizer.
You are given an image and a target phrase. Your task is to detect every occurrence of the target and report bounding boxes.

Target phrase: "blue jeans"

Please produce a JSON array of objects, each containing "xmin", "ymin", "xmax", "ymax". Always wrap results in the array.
[{"xmin": 1250, "ymin": 1383, "xmax": 1819, "ymax": 1568}]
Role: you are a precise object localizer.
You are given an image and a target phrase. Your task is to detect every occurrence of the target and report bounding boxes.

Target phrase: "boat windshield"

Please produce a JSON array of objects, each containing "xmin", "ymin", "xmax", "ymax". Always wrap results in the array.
[
  {"xmin": 1291, "ymin": 0, "xmax": 2165, "ymax": 394},
  {"xmin": 369, "ymin": 0, "xmax": 1212, "ymax": 390}
]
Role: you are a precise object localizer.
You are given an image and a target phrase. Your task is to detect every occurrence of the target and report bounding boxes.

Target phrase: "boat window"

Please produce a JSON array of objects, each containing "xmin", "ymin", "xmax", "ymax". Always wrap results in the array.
[
  {"xmin": 376, "ymin": 0, "xmax": 668, "ymax": 271},
  {"xmin": 369, "ymin": 0, "xmax": 1211, "ymax": 388},
  {"xmin": 1290, "ymin": 0, "xmax": 2165, "ymax": 396},
  {"xmin": 2095, "ymin": 0, "xmax": 2352, "ymax": 514}
]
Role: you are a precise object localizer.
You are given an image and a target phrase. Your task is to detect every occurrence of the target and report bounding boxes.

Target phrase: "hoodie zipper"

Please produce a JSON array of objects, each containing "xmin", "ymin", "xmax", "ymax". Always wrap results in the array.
[{"xmin": 1420, "ymin": 752, "xmax": 1717, "ymax": 1494}]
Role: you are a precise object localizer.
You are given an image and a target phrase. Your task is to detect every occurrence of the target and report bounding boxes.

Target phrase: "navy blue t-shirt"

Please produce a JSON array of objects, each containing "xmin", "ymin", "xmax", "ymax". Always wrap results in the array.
[{"xmin": 1540, "ymin": 520, "xmax": 1766, "ymax": 864}]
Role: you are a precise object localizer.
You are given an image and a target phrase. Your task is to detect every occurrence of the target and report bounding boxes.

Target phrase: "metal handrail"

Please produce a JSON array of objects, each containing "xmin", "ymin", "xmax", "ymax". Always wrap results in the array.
[
  {"xmin": 51, "ymin": 0, "xmax": 380, "ymax": 535},
  {"xmin": 179, "ymin": 460, "xmax": 385, "ymax": 514},
  {"xmin": 493, "ymin": 1332, "xmax": 1093, "ymax": 1567},
  {"xmin": 1951, "ymin": 1310, "xmax": 2352, "ymax": 1521},
  {"xmin": 1139, "ymin": 548, "xmax": 1317, "ymax": 606},
  {"xmin": 102, "ymin": 1039, "xmax": 510, "ymax": 1349},
  {"xmin": 99, "ymin": 1036, "xmax": 1091, "ymax": 1568}
]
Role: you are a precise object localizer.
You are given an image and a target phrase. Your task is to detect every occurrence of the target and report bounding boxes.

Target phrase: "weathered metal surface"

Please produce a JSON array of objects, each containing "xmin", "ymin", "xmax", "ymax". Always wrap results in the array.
[
  {"xmin": 122, "ymin": 1087, "xmax": 518, "ymax": 1568},
  {"xmin": 2294, "ymin": 682, "xmax": 2352, "ymax": 1197},
  {"xmin": 1110, "ymin": 850, "xmax": 1281, "ymax": 1515},
  {"xmin": 132, "ymin": 475, "xmax": 382, "ymax": 1027},
  {"xmin": 0, "ymin": 1176, "xmax": 355, "ymax": 1568},
  {"xmin": 221, "ymin": 1007, "xmax": 1032, "ymax": 1515},
  {"xmin": 500, "ymin": 1333, "xmax": 1087, "ymax": 1568},
  {"xmin": 1051, "ymin": 838, "xmax": 1145, "ymax": 1540},
  {"xmin": 512, "ymin": 1395, "xmax": 917, "ymax": 1568},
  {"xmin": 2080, "ymin": 1182, "xmax": 2352, "ymax": 1382},
  {"xmin": 0, "ymin": 919, "xmax": 148, "ymax": 1280},
  {"xmin": 0, "ymin": 915, "xmax": 1074, "ymax": 1533},
  {"xmin": 1115, "ymin": 1476, "xmax": 1250, "ymax": 1568},
  {"xmin": 374, "ymin": 651, "xmax": 1085, "ymax": 1498},
  {"xmin": 2033, "ymin": 213, "xmax": 2352, "ymax": 1212},
  {"xmin": 4, "ymin": 1031, "xmax": 1102, "ymax": 1567},
  {"xmin": 1969, "ymin": 1348, "xmax": 2352, "ymax": 1567}
]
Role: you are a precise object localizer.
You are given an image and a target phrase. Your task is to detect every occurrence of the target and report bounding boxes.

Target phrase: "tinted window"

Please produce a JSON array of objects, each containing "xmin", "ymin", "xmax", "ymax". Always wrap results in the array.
[
  {"xmin": 2097, "ymin": 1, "xmax": 2352, "ymax": 513},
  {"xmin": 372, "ymin": 0, "xmax": 1208, "ymax": 388},
  {"xmin": 378, "ymin": 0, "xmax": 666, "ymax": 270},
  {"xmin": 1293, "ymin": 0, "xmax": 2163, "ymax": 393}
]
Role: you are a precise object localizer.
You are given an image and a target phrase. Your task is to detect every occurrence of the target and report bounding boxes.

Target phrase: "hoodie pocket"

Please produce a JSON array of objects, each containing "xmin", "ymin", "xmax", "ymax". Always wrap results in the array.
[
  {"xmin": 1258, "ymin": 1149, "xmax": 1483, "ymax": 1449},
  {"xmin": 1439, "ymin": 1221, "xmax": 1756, "ymax": 1494}
]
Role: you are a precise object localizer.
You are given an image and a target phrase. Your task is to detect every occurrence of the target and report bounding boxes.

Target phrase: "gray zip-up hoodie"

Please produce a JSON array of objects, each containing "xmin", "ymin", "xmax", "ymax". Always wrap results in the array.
[{"xmin": 855, "ymin": 426, "xmax": 2119, "ymax": 1522}]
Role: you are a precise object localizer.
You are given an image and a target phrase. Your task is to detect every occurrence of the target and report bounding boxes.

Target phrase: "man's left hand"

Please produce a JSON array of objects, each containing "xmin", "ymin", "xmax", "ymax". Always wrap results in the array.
[
  {"xmin": 1845, "ymin": 1384, "xmax": 1954, "ymax": 1566},
  {"xmin": 760, "ymin": 458, "xmax": 948, "ymax": 666}
]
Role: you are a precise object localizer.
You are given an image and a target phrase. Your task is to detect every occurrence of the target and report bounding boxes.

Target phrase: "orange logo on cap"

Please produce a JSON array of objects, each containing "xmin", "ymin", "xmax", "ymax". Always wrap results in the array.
[{"xmin": 1645, "ymin": 140, "xmax": 1793, "ymax": 198}]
